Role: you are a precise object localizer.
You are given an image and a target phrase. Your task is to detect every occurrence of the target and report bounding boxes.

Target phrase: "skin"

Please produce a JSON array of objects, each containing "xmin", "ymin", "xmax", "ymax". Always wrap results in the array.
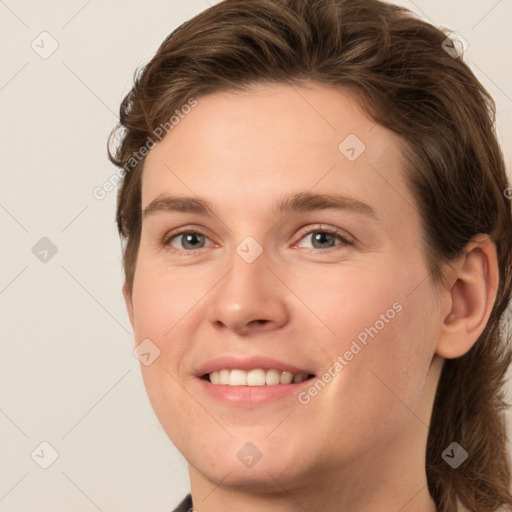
[{"xmin": 123, "ymin": 82, "xmax": 498, "ymax": 512}]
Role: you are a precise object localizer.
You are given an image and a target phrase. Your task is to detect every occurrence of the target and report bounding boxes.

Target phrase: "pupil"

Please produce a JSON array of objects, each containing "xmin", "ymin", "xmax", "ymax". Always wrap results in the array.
[
  {"xmin": 313, "ymin": 232, "xmax": 333, "ymax": 248},
  {"xmin": 184, "ymin": 233, "xmax": 203, "ymax": 249}
]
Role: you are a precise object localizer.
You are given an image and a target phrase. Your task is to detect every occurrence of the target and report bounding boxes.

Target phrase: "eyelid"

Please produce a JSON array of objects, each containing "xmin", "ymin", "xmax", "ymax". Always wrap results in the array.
[{"xmin": 292, "ymin": 225, "xmax": 355, "ymax": 249}]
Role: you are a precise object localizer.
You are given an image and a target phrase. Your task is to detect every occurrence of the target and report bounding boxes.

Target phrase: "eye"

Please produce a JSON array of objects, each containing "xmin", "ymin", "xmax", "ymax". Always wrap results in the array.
[
  {"xmin": 295, "ymin": 226, "xmax": 353, "ymax": 251},
  {"xmin": 162, "ymin": 230, "xmax": 213, "ymax": 252},
  {"xmin": 161, "ymin": 225, "xmax": 353, "ymax": 253}
]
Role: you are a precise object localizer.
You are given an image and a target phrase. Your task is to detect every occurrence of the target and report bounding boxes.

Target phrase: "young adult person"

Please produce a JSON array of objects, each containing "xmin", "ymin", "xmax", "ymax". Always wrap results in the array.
[{"xmin": 108, "ymin": 1, "xmax": 512, "ymax": 510}]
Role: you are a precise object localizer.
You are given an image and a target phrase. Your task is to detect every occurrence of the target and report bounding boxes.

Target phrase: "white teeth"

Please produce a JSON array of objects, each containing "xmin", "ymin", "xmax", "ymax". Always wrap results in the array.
[
  {"xmin": 219, "ymin": 369, "xmax": 230, "ymax": 384},
  {"xmin": 247, "ymin": 369, "xmax": 266, "ymax": 386},
  {"xmin": 229, "ymin": 369, "xmax": 247, "ymax": 386},
  {"xmin": 280, "ymin": 371, "xmax": 293, "ymax": 384},
  {"xmin": 207, "ymin": 368, "xmax": 311, "ymax": 386},
  {"xmin": 265, "ymin": 369, "xmax": 280, "ymax": 385}
]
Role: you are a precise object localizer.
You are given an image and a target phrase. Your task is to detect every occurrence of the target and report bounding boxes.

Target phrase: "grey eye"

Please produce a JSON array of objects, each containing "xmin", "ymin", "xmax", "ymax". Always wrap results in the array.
[{"xmin": 171, "ymin": 233, "xmax": 207, "ymax": 250}]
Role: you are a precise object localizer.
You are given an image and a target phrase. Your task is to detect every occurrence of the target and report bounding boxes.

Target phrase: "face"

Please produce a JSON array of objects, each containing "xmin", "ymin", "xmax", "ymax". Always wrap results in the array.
[{"xmin": 125, "ymin": 82, "xmax": 444, "ymax": 493}]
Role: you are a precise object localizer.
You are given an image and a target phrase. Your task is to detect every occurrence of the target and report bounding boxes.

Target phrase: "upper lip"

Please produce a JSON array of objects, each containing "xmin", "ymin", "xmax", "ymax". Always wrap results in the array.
[{"xmin": 195, "ymin": 355, "xmax": 314, "ymax": 377}]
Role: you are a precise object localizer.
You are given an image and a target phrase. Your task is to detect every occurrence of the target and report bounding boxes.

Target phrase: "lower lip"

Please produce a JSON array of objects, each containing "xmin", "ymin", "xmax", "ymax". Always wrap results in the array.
[{"xmin": 196, "ymin": 377, "xmax": 314, "ymax": 406}]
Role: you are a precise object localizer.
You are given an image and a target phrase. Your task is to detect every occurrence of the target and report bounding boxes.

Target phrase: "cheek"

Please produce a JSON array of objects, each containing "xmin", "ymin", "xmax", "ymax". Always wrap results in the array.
[
  {"xmin": 299, "ymin": 258, "xmax": 437, "ymax": 416},
  {"xmin": 130, "ymin": 254, "xmax": 210, "ymax": 340},
  {"xmin": 344, "ymin": 282, "xmax": 437, "ymax": 428},
  {"xmin": 130, "ymin": 256, "xmax": 213, "ymax": 418},
  {"xmin": 288, "ymin": 261, "xmax": 409, "ymax": 353}
]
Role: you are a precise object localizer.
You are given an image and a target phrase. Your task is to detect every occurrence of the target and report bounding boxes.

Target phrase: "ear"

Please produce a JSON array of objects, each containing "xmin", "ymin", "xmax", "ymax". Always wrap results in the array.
[
  {"xmin": 436, "ymin": 234, "xmax": 499, "ymax": 359},
  {"xmin": 123, "ymin": 283, "xmax": 135, "ymax": 330}
]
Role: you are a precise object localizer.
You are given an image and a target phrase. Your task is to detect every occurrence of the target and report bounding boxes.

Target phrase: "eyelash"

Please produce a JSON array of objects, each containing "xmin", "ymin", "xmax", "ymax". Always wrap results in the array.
[{"xmin": 161, "ymin": 226, "xmax": 354, "ymax": 254}]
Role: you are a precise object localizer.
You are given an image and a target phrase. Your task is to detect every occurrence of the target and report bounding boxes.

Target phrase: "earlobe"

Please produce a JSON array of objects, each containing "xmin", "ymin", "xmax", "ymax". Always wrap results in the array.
[
  {"xmin": 436, "ymin": 235, "xmax": 499, "ymax": 359},
  {"xmin": 123, "ymin": 283, "xmax": 135, "ymax": 330}
]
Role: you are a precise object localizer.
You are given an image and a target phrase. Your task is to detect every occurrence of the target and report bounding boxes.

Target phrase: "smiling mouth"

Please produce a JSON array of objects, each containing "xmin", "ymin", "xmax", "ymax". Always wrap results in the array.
[{"xmin": 202, "ymin": 368, "xmax": 316, "ymax": 386}]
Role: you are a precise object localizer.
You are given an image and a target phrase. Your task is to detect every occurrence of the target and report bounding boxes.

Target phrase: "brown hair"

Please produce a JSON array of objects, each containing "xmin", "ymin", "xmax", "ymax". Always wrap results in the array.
[{"xmin": 108, "ymin": 0, "xmax": 512, "ymax": 510}]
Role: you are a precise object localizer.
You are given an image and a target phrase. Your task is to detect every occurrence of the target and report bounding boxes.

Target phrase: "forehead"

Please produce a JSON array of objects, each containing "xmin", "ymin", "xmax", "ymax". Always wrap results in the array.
[{"xmin": 141, "ymin": 82, "xmax": 416, "ymax": 226}]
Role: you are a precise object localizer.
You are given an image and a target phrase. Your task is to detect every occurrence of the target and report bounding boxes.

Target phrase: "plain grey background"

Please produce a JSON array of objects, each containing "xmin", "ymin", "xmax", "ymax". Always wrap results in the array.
[{"xmin": 1, "ymin": 1, "xmax": 511, "ymax": 510}]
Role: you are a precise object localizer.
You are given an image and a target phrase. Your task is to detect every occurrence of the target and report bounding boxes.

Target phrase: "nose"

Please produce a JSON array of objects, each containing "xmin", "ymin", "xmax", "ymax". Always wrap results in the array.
[{"xmin": 206, "ymin": 248, "xmax": 290, "ymax": 336}]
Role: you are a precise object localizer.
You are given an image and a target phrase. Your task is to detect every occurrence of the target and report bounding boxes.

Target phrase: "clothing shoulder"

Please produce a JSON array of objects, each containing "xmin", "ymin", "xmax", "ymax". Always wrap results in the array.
[{"xmin": 172, "ymin": 494, "xmax": 193, "ymax": 512}]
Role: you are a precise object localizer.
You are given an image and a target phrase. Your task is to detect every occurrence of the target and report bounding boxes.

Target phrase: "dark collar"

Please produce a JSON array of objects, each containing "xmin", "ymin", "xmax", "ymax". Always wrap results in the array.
[{"xmin": 172, "ymin": 494, "xmax": 193, "ymax": 512}]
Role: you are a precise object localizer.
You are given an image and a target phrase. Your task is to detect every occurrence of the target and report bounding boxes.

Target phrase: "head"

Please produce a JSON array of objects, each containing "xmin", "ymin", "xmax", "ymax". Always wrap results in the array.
[{"xmin": 109, "ymin": 0, "xmax": 512, "ymax": 510}]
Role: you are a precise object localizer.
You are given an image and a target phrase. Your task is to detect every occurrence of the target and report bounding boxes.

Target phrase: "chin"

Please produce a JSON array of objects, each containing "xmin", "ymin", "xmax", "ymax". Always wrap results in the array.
[
  {"xmin": 186, "ymin": 438, "xmax": 315, "ymax": 492},
  {"xmin": 195, "ymin": 458, "xmax": 308, "ymax": 494}
]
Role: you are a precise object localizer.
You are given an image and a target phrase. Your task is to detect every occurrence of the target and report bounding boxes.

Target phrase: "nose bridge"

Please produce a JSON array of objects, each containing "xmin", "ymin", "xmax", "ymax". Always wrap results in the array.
[{"xmin": 207, "ymin": 237, "xmax": 288, "ymax": 333}]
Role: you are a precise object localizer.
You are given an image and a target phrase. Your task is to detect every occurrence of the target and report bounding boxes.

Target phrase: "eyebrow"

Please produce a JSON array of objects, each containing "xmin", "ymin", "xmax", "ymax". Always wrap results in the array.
[{"xmin": 142, "ymin": 191, "xmax": 378, "ymax": 220}]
